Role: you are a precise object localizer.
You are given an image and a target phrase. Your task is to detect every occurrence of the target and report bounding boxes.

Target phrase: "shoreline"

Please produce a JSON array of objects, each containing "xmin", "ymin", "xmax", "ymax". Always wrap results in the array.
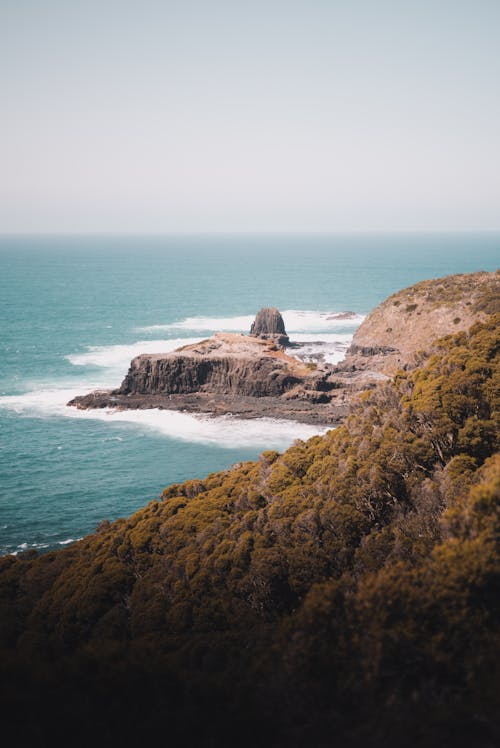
[{"xmin": 68, "ymin": 390, "xmax": 349, "ymax": 426}]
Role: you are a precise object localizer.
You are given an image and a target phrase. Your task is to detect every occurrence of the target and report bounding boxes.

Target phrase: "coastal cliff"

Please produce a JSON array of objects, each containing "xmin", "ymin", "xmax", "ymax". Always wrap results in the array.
[
  {"xmin": 68, "ymin": 271, "xmax": 499, "ymax": 423},
  {"xmin": 3, "ymin": 309, "xmax": 499, "ymax": 747},
  {"xmin": 346, "ymin": 270, "xmax": 499, "ymax": 373},
  {"xmin": 69, "ymin": 319, "xmax": 344, "ymax": 423},
  {"xmin": 118, "ymin": 333, "xmax": 308, "ymax": 397}
]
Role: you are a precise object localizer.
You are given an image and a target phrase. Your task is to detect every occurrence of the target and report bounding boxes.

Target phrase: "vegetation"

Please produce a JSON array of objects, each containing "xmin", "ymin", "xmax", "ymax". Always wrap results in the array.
[
  {"xmin": 0, "ymin": 315, "xmax": 498, "ymax": 747},
  {"xmin": 386, "ymin": 270, "xmax": 500, "ymax": 310}
]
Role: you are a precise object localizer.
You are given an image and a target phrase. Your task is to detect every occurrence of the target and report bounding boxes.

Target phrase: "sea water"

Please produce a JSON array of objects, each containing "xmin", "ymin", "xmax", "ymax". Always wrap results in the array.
[{"xmin": 0, "ymin": 234, "xmax": 498, "ymax": 555}]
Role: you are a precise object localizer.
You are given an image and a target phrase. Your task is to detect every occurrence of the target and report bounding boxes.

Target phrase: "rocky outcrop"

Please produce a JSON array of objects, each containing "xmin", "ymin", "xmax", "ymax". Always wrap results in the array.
[
  {"xmin": 250, "ymin": 307, "xmax": 289, "ymax": 346},
  {"xmin": 69, "ymin": 332, "xmax": 344, "ymax": 423},
  {"xmin": 68, "ymin": 272, "xmax": 499, "ymax": 424},
  {"xmin": 118, "ymin": 334, "xmax": 304, "ymax": 398},
  {"xmin": 68, "ymin": 391, "xmax": 347, "ymax": 425},
  {"xmin": 344, "ymin": 271, "xmax": 499, "ymax": 375}
]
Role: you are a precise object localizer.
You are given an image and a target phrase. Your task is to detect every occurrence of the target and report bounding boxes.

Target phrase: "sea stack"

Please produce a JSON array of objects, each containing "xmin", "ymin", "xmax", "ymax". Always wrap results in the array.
[{"xmin": 250, "ymin": 307, "xmax": 290, "ymax": 346}]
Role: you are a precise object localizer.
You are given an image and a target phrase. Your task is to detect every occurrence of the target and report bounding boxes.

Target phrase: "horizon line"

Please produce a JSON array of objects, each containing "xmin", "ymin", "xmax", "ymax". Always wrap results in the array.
[{"xmin": 1, "ymin": 229, "xmax": 500, "ymax": 238}]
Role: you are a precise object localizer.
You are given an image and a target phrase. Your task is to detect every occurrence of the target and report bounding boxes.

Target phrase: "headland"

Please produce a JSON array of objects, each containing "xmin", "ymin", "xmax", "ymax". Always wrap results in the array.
[{"xmin": 68, "ymin": 271, "xmax": 499, "ymax": 424}]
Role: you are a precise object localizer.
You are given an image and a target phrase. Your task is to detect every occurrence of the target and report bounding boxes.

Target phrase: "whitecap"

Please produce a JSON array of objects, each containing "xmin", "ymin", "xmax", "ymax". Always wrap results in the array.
[
  {"xmin": 9, "ymin": 538, "xmax": 81, "ymax": 554},
  {"xmin": 135, "ymin": 309, "xmax": 365, "ymax": 334},
  {"xmin": 0, "ymin": 387, "xmax": 93, "ymax": 417},
  {"xmin": 79, "ymin": 408, "xmax": 330, "ymax": 449},
  {"xmin": 284, "ymin": 309, "xmax": 365, "ymax": 332},
  {"xmin": 0, "ymin": 387, "xmax": 329, "ymax": 449},
  {"xmin": 137, "ymin": 314, "xmax": 255, "ymax": 333},
  {"xmin": 66, "ymin": 337, "xmax": 204, "ymax": 370},
  {"xmin": 290, "ymin": 333, "xmax": 353, "ymax": 365}
]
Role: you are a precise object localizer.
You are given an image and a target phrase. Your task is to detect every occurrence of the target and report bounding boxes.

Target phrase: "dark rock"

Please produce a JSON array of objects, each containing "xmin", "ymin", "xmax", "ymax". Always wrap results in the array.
[
  {"xmin": 250, "ymin": 308, "xmax": 289, "ymax": 346},
  {"xmin": 117, "ymin": 351, "xmax": 303, "ymax": 398},
  {"xmin": 326, "ymin": 311, "xmax": 357, "ymax": 320},
  {"xmin": 347, "ymin": 344, "xmax": 398, "ymax": 357},
  {"xmin": 67, "ymin": 331, "xmax": 344, "ymax": 422},
  {"xmin": 68, "ymin": 390, "xmax": 346, "ymax": 425}
]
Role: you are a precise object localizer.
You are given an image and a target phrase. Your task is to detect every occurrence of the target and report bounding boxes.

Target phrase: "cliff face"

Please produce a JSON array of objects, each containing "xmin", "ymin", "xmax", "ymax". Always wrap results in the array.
[
  {"xmin": 118, "ymin": 333, "xmax": 312, "ymax": 398},
  {"xmin": 345, "ymin": 270, "xmax": 499, "ymax": 374},
  {"xmin": 68, "ymin": 329, "xmax": 343, "ymax": 424},
  {"xmin": 68, "ymin": 272, "xmax": 499, "ymax": 422},
  {"xmin": 120, "ymin": 351, "xmax": 300, "ymax": 397}
]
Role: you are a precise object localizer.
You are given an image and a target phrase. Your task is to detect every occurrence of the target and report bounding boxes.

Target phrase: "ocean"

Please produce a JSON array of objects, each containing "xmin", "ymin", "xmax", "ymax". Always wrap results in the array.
[{"xmin": 0, "ymin": 234, "xmax": 498, "ymax": 556}]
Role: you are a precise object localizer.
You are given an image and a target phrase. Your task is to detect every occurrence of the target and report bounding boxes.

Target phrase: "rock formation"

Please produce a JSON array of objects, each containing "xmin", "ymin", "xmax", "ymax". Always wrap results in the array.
[
  {"xmin": 68, "ymin": 271, "xmax": 499, "ymax": 424},
  {"xmin": 250, "ymin": 307, "xmax": 289, "ymax": 346},
  {"xmin": 69, "ymin": 332, "xmax": 341, "ymax": 424},
  {"xmin": 344, "ymin": 270, "xmax": 499, "ymax": 376},
  {"xmin": 118, "ymin": 333, "xmax": 306, "ymax": 398}
]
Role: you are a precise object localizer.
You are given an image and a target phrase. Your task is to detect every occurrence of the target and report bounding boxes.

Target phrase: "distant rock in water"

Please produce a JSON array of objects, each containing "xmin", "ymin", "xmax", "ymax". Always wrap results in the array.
[
  {"xmin": 68, "ymin": 331, "xmax": 342, "ymax": 424},
  {"xmin": 250, "ymin": 307, "xmax": 289, "ymax": 346}
]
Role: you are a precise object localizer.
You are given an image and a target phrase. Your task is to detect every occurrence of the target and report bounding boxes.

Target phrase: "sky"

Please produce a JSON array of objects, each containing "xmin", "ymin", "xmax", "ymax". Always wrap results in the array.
[{"xmin": 1, "ymin": 0, "xmax": 500, "ymax": 233}]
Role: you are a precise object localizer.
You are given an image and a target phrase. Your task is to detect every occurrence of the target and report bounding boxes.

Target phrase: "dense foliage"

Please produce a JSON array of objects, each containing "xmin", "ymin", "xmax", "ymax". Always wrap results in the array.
[{"xmin": 1, "ymin": 316, "xmax": 498, "ymax": 747}]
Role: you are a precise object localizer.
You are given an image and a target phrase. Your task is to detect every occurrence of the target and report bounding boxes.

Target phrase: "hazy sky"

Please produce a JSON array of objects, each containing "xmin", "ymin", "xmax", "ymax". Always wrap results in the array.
[{"xmin": 2, "ymin": 0, "xmax": 499, "ymax": 233}]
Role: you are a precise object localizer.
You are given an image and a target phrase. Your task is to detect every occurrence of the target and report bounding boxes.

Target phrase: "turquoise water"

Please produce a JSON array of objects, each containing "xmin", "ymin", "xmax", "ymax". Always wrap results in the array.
[{"xmin": 0, "ymin": 234, "xmax": 498, "ymax": 555}]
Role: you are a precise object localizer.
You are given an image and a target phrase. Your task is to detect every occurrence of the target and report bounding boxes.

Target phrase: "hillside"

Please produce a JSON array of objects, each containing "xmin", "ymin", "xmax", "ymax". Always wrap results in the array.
[
  {"xmin": 346, "ymin": 270, "xmax": 500, "ymax": 374},
  {"xmin": 1, "ymin": 309, "xmax": 498, "ymax": 747}
]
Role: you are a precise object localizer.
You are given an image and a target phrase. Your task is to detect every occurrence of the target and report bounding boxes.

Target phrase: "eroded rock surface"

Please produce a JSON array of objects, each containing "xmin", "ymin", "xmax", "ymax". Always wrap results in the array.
[
  {"xmin": 68, "ymin": 271, "xmax": 499, "ymax": 424},
  {"xmin": 69, "ymin": 332, "xmax": 346, "ymax": 424},
  {"xmin": 118, "ymin": 334, "xmax": 307, "ymax": 397},
  {"xmin": 250, "ymin": 307, "xmax": 289, "ymax": 346}
]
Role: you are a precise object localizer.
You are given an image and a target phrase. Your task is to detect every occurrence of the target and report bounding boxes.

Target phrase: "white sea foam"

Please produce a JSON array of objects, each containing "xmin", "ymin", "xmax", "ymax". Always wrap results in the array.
[
  {"xmin": 66, "ymin": 337, "xmax": 203, "ymax": 370},
  {"xmin": 136, "ymin": 309, "xmax": 365, "ymax": 334},
  {"xmin": 290, "ymin": 333, "xmax": 353, "ymax": 365},
  {"xmin": 0, "ymin": 387, "xmax": 93, "ymax": 416},
  {"xmin": 86, "ymin": 409, "xmax": 329, "ymax": 448},
  {"xmin": 285, "ymin": 310, "xmax": 364, "ymax": 331},
  {"xmin": 7, "ymin": 541, "xmax": 48, "ymax": 556},
  {"xmin": 137, "ymin": 315, "xmax": 255, "ymax": 333},
  {"xmin": 65, "ymin": 332, "xmax": 353, "ymax": 375},
  {"xmin": 0, "ymin": 387, "xmax": 329, "ymax": 449},
  {"xmin": 2, "ymin": 312, "xmax": 353, "ymax": 450},
  {"xmin": 4, "ymin": 538, "xmax": 81, "ymax": 556}
]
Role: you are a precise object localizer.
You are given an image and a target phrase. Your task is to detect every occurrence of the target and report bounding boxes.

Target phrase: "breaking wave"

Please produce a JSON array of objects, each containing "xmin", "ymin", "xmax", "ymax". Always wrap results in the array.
[
  {"xmin": 1, "ymin": 309, "xmax": 357, "ymax": 452},
  {"xmin": 0, "ymin": 387, "xmax": 329, "ymax": 450},
  {"xmin": 291, "ymin": 333, "xmax": 353, "ymax": 365},
  {"xmin": 136, "ymin": 309, "xmax": 364, "ymax": 334},
  {"xmin": 66, "ymin": 337, "xmax": 204, "ymax": 370}
]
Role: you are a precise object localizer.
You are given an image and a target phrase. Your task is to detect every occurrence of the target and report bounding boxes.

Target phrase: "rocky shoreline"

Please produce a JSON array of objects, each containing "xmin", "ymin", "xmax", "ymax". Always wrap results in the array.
[
  {"xmin": 68, "ymin": 272, "xmax": 499, "ymax": 424},
  {"xmin": 68, "ymin": 323, "xmax": 356, "ymax": 424},
  {"xmin": 69, "ymin": 390, "xmax": 349, "ymax": 425}
]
